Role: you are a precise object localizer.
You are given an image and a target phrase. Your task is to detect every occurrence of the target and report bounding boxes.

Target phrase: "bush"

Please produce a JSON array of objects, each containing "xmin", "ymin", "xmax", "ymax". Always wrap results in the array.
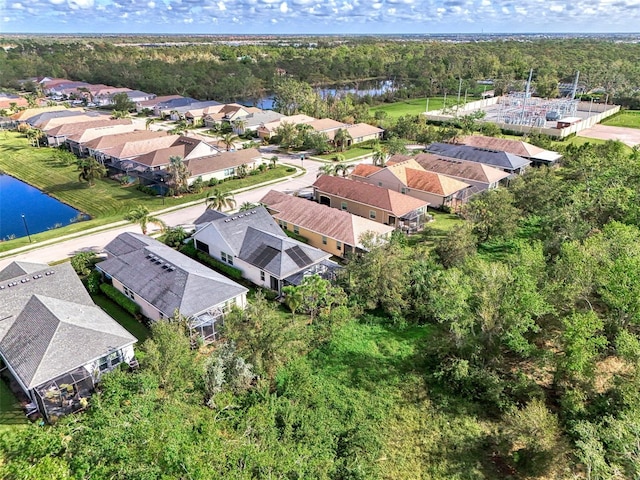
[
  {"xmin": 86, "ymin": 270, "xmax": 102, "ymax": 294},
  {"xmin": 100, "ymin": 283, "xmax": 141, "ymax": 317},
  {"xmin": 195, "ymin": 251, "xmax": 244, "ymax": 280},
  {"xmin": 286, "ymin": 167, "xmax": 296, "ymax": 172},
  {"xmin": 136, "ymin": 184, "xmax": 156, "ymax": 196},
  {"xmin": 208, "ymin": 178, "xmax": 219, "ymax": 187}
]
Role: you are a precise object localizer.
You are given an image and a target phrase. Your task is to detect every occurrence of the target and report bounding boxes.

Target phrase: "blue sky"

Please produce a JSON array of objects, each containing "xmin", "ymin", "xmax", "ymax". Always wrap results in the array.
[{"xmin": 1, "ymin": 0, "xmax": 640, "ymax": 34}]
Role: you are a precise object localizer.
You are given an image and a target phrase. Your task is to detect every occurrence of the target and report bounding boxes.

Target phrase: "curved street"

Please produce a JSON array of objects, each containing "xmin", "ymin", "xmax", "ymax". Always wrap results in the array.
[{"xmin": 0, "ymin": 153, "xmax": 342, "ymax": 269}]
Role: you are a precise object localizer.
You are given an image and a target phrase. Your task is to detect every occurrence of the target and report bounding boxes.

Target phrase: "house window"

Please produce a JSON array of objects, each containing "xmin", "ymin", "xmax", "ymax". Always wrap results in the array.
[
  {"xmin": 340, "ymin": 202, "xmax": 348, "ymax": 211},
  {"xmin": 322, "ymin": 236, "xmax": 327, "ymax": 245},
  {"xmin": 401, "ymin": 187, "xmax": 408, "ymax": 194},
  {"xmin": 293, "ymin": 225, "xmax": 299, "ymax": 234},
  {"xmin": 123, "ymin": 286, "xmax": 135, "ymax": 300},
  {"xmin": 369, "ymin": 210, "xmax": 376, "ymax": 219},
  {"xmin": 221, "ymin": 251, "xmax": 234, "ymax": 265},
  {"xmin": 260, "ymin": 271, "xmax": 265, "ymax": 281},
  {"xmin": 378, "ymin": 182, "xmax": 383, "ymax": 187},
  {"xmin": 195, "ymin": 239, "xmax": 209, "ymax": 254},
  {"xmin": 223, "ymin": 167, "xmax": 235, "ymax": 177},
  {"xmin": 98, "ymin": 350, "xmax": 123, "ymax": 372},
  {"xmin": 280, "ymin": 221, "xmax": 288, "ymax": 230},
  {"xmin": 336, "ymin": 240, "xmax": 342, "ymax": 251}
]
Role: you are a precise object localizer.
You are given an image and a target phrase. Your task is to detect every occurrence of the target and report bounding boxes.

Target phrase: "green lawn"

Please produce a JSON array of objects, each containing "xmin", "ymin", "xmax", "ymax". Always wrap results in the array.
[
  {"xmin": 91, "ymin": 292, "xmax": 151, "ymax": 342},
  {"xmin": 0, "ymin": 132, "xmax": 290, "ymax": 252},
  {"xmin": 601, "ymin": 110, "xmax": 640, "ymax": 129},
  {"xmin": 408, "ymin": 208, "xmax": 463, "ymax": 248},
  {"xmin": 0, "ymin": 380, "xmax": 28, "ymax": 433},
  {"xmin": 370, "ymin": 97, "xmax": 447, "ymax": 120}
]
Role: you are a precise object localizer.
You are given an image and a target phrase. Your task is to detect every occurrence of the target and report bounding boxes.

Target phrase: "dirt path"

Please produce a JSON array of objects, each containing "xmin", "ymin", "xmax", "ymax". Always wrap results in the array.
[{"xmin": 577, "ymin": 124, "xmax": 640, "ymax": 147}]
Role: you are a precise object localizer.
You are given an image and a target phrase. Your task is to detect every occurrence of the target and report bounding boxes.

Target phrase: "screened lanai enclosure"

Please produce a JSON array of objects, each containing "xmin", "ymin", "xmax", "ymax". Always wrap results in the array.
[{"xmin": 34, "ymin": 367, "xmax": 94, "ymax": 422}]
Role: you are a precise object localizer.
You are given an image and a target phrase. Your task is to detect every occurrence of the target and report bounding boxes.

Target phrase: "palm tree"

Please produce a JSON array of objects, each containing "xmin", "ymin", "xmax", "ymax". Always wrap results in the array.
[
  {"xmin": 334, "ymin": 163, "xmax": 351, "ymax": 178},
  {"xmin": 169, "ymin": 120, "xmax": 188, "ymax": 135},
  {"xmin": 372, "ymin": 145, "xmax": 389, "ymax": 167},
  {"xmin": 26, "ymin": 128, "xmax": 42, "ymax": 148},
  {"xmin": 77, "ymin": 157, "xmax": 106, "ymax": 187},
  {"xmin": 167, "ymin": 156, "xmax": 190, "ymax": 194},
  {"xmin": 269, "ymin": 156, "xmax": 278, "ymax": 169},
  {"xmin": 220, "ymin": 132, "xmax": 239, "ymax": 151},
  {"xmin": 145, "ymin": 117, "xmax": 156, "ymax": 130},
  {"xmin": 333, "ymin": 128, "xmax": 353, "ymax": 152},
  {"xmin": 232, "ymin": 119, "xmax": 247, "ymax": 135},
  {"xmin": 111, "ymin": 110, "xmax": 130, "ymax": 119},
  {"xmin": 239, "ymin": 201, "xmax": 258, "ymax": 212},
  {"xmin": 125, "ymin": 206, "xmax": 166, "ymax": 235},
  {"xmin": 317, "ymin": 164, "xmax": 336, "ymax": 178},
  {"xmin": 206, "ymin": 189, "xmax": 236, "ymax": 211},
  {"xmin": 274, "ymin": 121, "xmax": 297, "ymax": 152}
]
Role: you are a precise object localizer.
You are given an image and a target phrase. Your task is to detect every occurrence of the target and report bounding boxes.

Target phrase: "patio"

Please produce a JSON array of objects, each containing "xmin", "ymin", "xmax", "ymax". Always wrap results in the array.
[{"xmin": 34, "ymin": 367, "xmax": 95, "ymax": 422}]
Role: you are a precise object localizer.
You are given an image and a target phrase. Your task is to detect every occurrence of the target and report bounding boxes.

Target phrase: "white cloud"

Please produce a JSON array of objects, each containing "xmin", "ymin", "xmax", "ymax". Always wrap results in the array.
[
  {"xmin": 68, "ymin": 0, "xmax": 94, "ymax": 9},
  {"xmin": 11, "ymin": 3, "xmax": 24, "ymax": 9},
  {"xmin": 147, "ymin": 1, "xmax": 155, "ymax": 7},
  {"xmin": 279, "ymin": 1, "xmax": 288, "ymax": 12},
  {"xmin": 549, "ymin": 4, "xmax": 563, "ymax": 11},
  {"xmin": 218, "ymin": 1, "xmax": 225, "ymax": 10}
]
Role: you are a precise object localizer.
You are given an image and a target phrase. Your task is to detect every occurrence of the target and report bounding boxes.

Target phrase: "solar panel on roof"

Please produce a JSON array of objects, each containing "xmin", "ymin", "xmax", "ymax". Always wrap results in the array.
[
  {"xmin": 251, "ymin": 246, "xmax": 279, "ymax": 269},
  {"xmin": 285, "ymin": 245, "xmax": 312, "ymax": 268}
]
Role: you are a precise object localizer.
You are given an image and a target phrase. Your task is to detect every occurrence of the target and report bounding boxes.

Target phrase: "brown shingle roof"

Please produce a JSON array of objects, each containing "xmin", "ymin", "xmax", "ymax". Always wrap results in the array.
[
  {"xmin": 346, "ymin": 123, "xmax": 384, "ymax": 139},
  {"xmin": 395, "ymin": 153, "xmax": 511, "ymax": 184},
  {"xmin": 308, "ymin": 118, "xmax": 346, "ymax": 132},
  {"xmin": 260, "ymin": 190, "xmax": 394, "ymax": 247},
  {"xmin": 133, "ymin": 145, "xmax": 192, "ymax": 167},
  {"xmin": 351, "ymin": 164, "xmax": 382, "ymax": 177},
  {"xmin": 313, "ymin": 175, "xmax": 429, "ymax": 216},
  {"xmin": 106, "ymin": 135, "xmax": 179, "ymax": 160},
  {"xmin": 459, "ymin": 135, "xmax": 561, "ymax": 161},
  {"xmin": 45, "ymin": 118, "xmax": 131, "ymax": 136},
  {"xmin": 185, "ymin": 148, "xmax": 262, "ymax": 177}
]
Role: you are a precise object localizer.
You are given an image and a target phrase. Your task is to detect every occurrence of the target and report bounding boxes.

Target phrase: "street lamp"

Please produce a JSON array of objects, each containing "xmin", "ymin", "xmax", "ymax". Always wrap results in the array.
[
  {"xmin": 21, "ymin": 214, "xmax": 32, "ymax": 243},
  {"xmin": 160, "ymin": 177, "xmax": 165, "ymax": 206}
]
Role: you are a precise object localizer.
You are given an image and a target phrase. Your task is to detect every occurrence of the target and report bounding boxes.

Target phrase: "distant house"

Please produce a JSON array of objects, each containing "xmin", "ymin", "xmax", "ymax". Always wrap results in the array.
[
  {"xmin": 425, "ymin": 142, "xmax": 531, "ymax": 175},
  {"xmin": 350, "ymin": 158, "xmax": 471, "ymax": 209},
  {"xmin": 184, "ymin": 148, "xmax": 263, "ymax": 184},
  {"xmin": 0, "ymin": 93, "xmax": 29, "ymax": 110},
  {"xmin": 458, "ymin": 135, "xmax": 562, "ymax": 167},
  {"xmin": 136, "ymin": 95, "xmax": 184, "ymax": 113},
  {"xmin": 260, "ymin": 190, "xmax": 395, "ymax": 258},
  {"xmin": 84, "ymin": 130, "xmax": 168, "ymax": 161},
  {"xmin": 191, "ymin": 207, "xmax": 336, "ymax": 294},
  {"xmin": 256, "ymin": 114, "xmax": 316, "ymax": 139},
  {"xmin": 0, "ymin": 261, "xmax": 137, "ymax": 422},
  {"xmin": 35, "ymin": 111, "xmax": 105, "ymax": 131},
  {"xmin": 97, "ymin": 233, "xmax": 248, "ymax": 343},
  {"xmin": 122, "ymin": 136, "xmax": 220, "ymax": 174},
  {"xmin": 153, "ymin": 97, "xmax": 199, "ymax": 117},
  {"xmin": 312, "ymin": 175, "xmax": 430, "ymax": 233},
  {"xmin": 11, "ymin": 105, "xmax": 72, "ymax": 123},
  {"xmin": 233, "ymin": 110, "xmax": 284, "ymax": 134},
  {"xmin": 90, "ymin": 133, "xmax": 179, "ymax": 165},
  {"xmin": 390, "ymin": 153, "xmax": 511, "ymax": 194}
]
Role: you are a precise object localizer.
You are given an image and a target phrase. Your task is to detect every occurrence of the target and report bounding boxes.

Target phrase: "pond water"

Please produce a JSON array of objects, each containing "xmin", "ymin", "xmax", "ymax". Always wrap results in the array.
[
  {"xmin": 0, "ymin": 174, "xmax": 87, "ymax": 241},
  {"xmin": 240, "ymin": 79, "xmax": 397, "ymax": 110}
]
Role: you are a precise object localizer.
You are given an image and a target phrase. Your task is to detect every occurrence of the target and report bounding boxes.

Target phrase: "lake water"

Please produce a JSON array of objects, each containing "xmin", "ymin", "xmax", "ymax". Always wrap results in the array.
[
  {"xmin": 240, "ymin": 79, "xmax": 397, "ymax": 110},
  {"xmin": 0, "ymin": 174, "xmax": 87, "ymax": 241}
]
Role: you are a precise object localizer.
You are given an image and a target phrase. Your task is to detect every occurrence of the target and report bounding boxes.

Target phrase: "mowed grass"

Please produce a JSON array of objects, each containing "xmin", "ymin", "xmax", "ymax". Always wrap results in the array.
[
  {"xmin": 0, "ymin": 380, "xmax": 28, "ymax": 433},
  {"xmin": 316, "ymin": 146, "xmax": 374, "ymax": 161},
  {"xmin": 0, "ymin": 132, "xmax": 291, "ymax": 252},
  {"xmin": 370, "ymin": 97, "xmax": 447, "ymax": 120},
  {"xmin": 601, "ymin": 110, "xmax": 640, "ymax": 129},
  {"xmin": 307, "ymin": 319, "xmax": 499, "ymax": 479},
  {"xmin": 91, "ymin": 293, "xmax": 151, "ymax": 343},
  {"xmin": 408, "ymin": 208, "xmax": 463, "ymax": 248}
]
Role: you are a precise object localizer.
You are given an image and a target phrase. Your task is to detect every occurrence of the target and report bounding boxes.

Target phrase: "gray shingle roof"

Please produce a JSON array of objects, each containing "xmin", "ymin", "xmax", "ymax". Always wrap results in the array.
[
  {"xmin": 0, "ymin": 261, "xmax": 49, "ymax": 282},
  {"xmin": 194, "ymin": 209, "xmax": 228, "ymax": 226},
  {"xmin": 0, "ymin": 262, "xmax": 136, "ymax": 390},
  {"xmin": 425, "ymin": 143, "xmax": 531, "ymax": 171},
  {"xmin": 99, "ymin": 233, "xmax": 247, "ymax": 317}
]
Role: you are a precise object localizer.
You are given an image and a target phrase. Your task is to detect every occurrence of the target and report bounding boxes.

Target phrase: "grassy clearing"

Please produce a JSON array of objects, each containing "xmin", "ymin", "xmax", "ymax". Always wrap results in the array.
[
  {"xmin": 0, "ymin": 132, "xmax": 290, "ymax": 252},
  {"xmin": 0, "ymin": 380, "xmax": 28, "ymax": 433},
  {"xmin": 408, "ymin": 208, "xmax": 463, "ymax": 248},
  {"xmin": 601, "ymin": 110, "xmax": 640, "ymax": 129},
  {"xmin": 90, "ymin": 292, "xmax": 151, "ymax": 342},
  {"xmin": 307, "ymin": 319, "xmax": 498, "ymax": 479},
  {"xmin": 370, "ymin": 97, "xmax": 446, "ymax": 120}
]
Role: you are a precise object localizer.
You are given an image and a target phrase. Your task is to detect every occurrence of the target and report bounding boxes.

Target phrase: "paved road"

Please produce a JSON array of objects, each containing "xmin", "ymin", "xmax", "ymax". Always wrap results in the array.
[{"xmin": 0, "ymin": 154, "xmax": 333, "ymax": 269}]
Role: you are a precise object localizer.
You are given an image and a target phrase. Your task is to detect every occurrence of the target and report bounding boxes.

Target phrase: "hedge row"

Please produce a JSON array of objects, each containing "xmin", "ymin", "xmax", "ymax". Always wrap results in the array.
[
  {"xmin": 195, "ymin": 251, "xmax": 244, "ymax": 280},
  {"xmin": 100, "ymin": 283, "xmax": 141, "ymax": 317}
]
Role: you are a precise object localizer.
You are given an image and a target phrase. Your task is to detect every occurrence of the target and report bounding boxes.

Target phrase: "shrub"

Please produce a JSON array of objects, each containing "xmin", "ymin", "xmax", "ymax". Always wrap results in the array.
[
  {"xmin": 286, "ymin": 167, "xmax": 296, "ymax": 172},
  {"xmin": 136, "ymin": 184, "xmax": 156, "ymax": 196},
  {"xmin": 208, "ymin": 178, "xmax": 219, "ymax": 187},
  {"xmin": 86, "ymin": 270, "xmax": 102, "ymax": 294},
  {"xmin": 100, "ymin": 283, "xmax": 141, "ymax": 317},
  {"xmin": 195, "ymin": 251, "xmax": 244, "ymax": 280}
]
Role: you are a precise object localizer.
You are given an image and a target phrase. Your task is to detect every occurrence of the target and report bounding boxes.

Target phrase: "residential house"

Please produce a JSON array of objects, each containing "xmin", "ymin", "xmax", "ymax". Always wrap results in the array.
[
  {"xmin": 10, "ymin": 105, "xmax": 72, "ymax": 123},
  {"xmin": 256, "ymin": 114, "xmax": 316, "ymax": 139},
  {"xmin": 124, "ymin": 136, "xmax": 220, "ymax": 172},
  {"xmin": 153, "ymin": 97, "xmax": 199, "ymax": 117},
  {"xmin": 458, "ymin": 135, "xmax": 562, "ymax": 167},
  {"xmin": 391, "ymin": 153, "xmax": 511, "ymax": 194},
  {"xmin": 350, "ymin": 158, "xmax": 471, "ymax": 209},
  {"xmin": 307, "ymin": 118, "xmax": 347, "ymax": 135},
  {"xmin": 46, "ymin": 118, "xmax": 133, "ymax": 147},
  {"xmin": 198, "ymin": 103, "xmax": 259, "ymax": 127},
  {"xmin": 425, "ymin": 142, "xmax": 531, "ymax": 175},
  {"xmin": 191, "ymin": 207, "xmax": 335, "ymax": 294},
  {"xmin": 84, "ymin": 130, "xmax": 168, "ymax": 161},
  {"xmin": 0, "ymin": 261, "xmax": 137, "ymax": 422},
  {"xmin": 260, "ymin": 190, "xmax": 395, "ymax": 258},
  {"xmin": 312, "ymin": 175, "xmax": 430, "ymax": 233},
  {"xmin": 234, "ymin": 110, "xmax": 283, "ymax": 134},
  {"xmin": 136, "ymin": 95, "xmax": 184, "ymax": 113},
  {"xmin": 343, "ymin": 123, "xmax": 384, "ymax": 145},
  {"xmin": 90, "ymin": 87, "xmax": 132, "ymax": 106},
  {"xmin": 0, "ymin": 93, "xmax": 29, "ymax": 110},
  {"xmin": 35, "ymin": 111, "xmax": 105, "ymax": 131},
  {"xmin": 157, "ymin": 100, "xmax": 221, "ymax": 120},
  {"xmin": 184, "ymin": 148, "xmax": 263, "ymax": 184},
  {"xmin": 97, "ymin": 233, "xmax": 248, "ymax": 343},
  {"xmin": 93, "ymin": 134, "xmax": 180, "ymax": 166},
  {"xmin": 65, "ymin": 122, "xmax": 138, "ymax": 156}
]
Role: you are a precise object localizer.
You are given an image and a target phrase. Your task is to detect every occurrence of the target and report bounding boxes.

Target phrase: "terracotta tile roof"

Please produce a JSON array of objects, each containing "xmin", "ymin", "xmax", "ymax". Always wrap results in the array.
[
  {"xmin": 260, "ymin": 190, "xmax": 394, "ymax": 247},
  {"xmin": 351, "ymin": 164, "xmax": 382, "ymax": 177},
  {"xmin": 185, "ymin": 148, "xmax": 262, "ymax": 177},
  {"xmin": 459, "ymin": 135, "xmax": 561, "ymax": 162},
  {"xmin": 404, "ymin": 168, "xmax": 470, "ymax": 196},
  {"xmin": 313, "ymin": 175, "xmax": 429, "ymax": 216},
  {"xmin": 84, "ymin": 130, "xmax": 168, "ymax": 150},
  {"xmin": 399, "ymin": 153, "xmax": 511, "ymax": 184}
]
